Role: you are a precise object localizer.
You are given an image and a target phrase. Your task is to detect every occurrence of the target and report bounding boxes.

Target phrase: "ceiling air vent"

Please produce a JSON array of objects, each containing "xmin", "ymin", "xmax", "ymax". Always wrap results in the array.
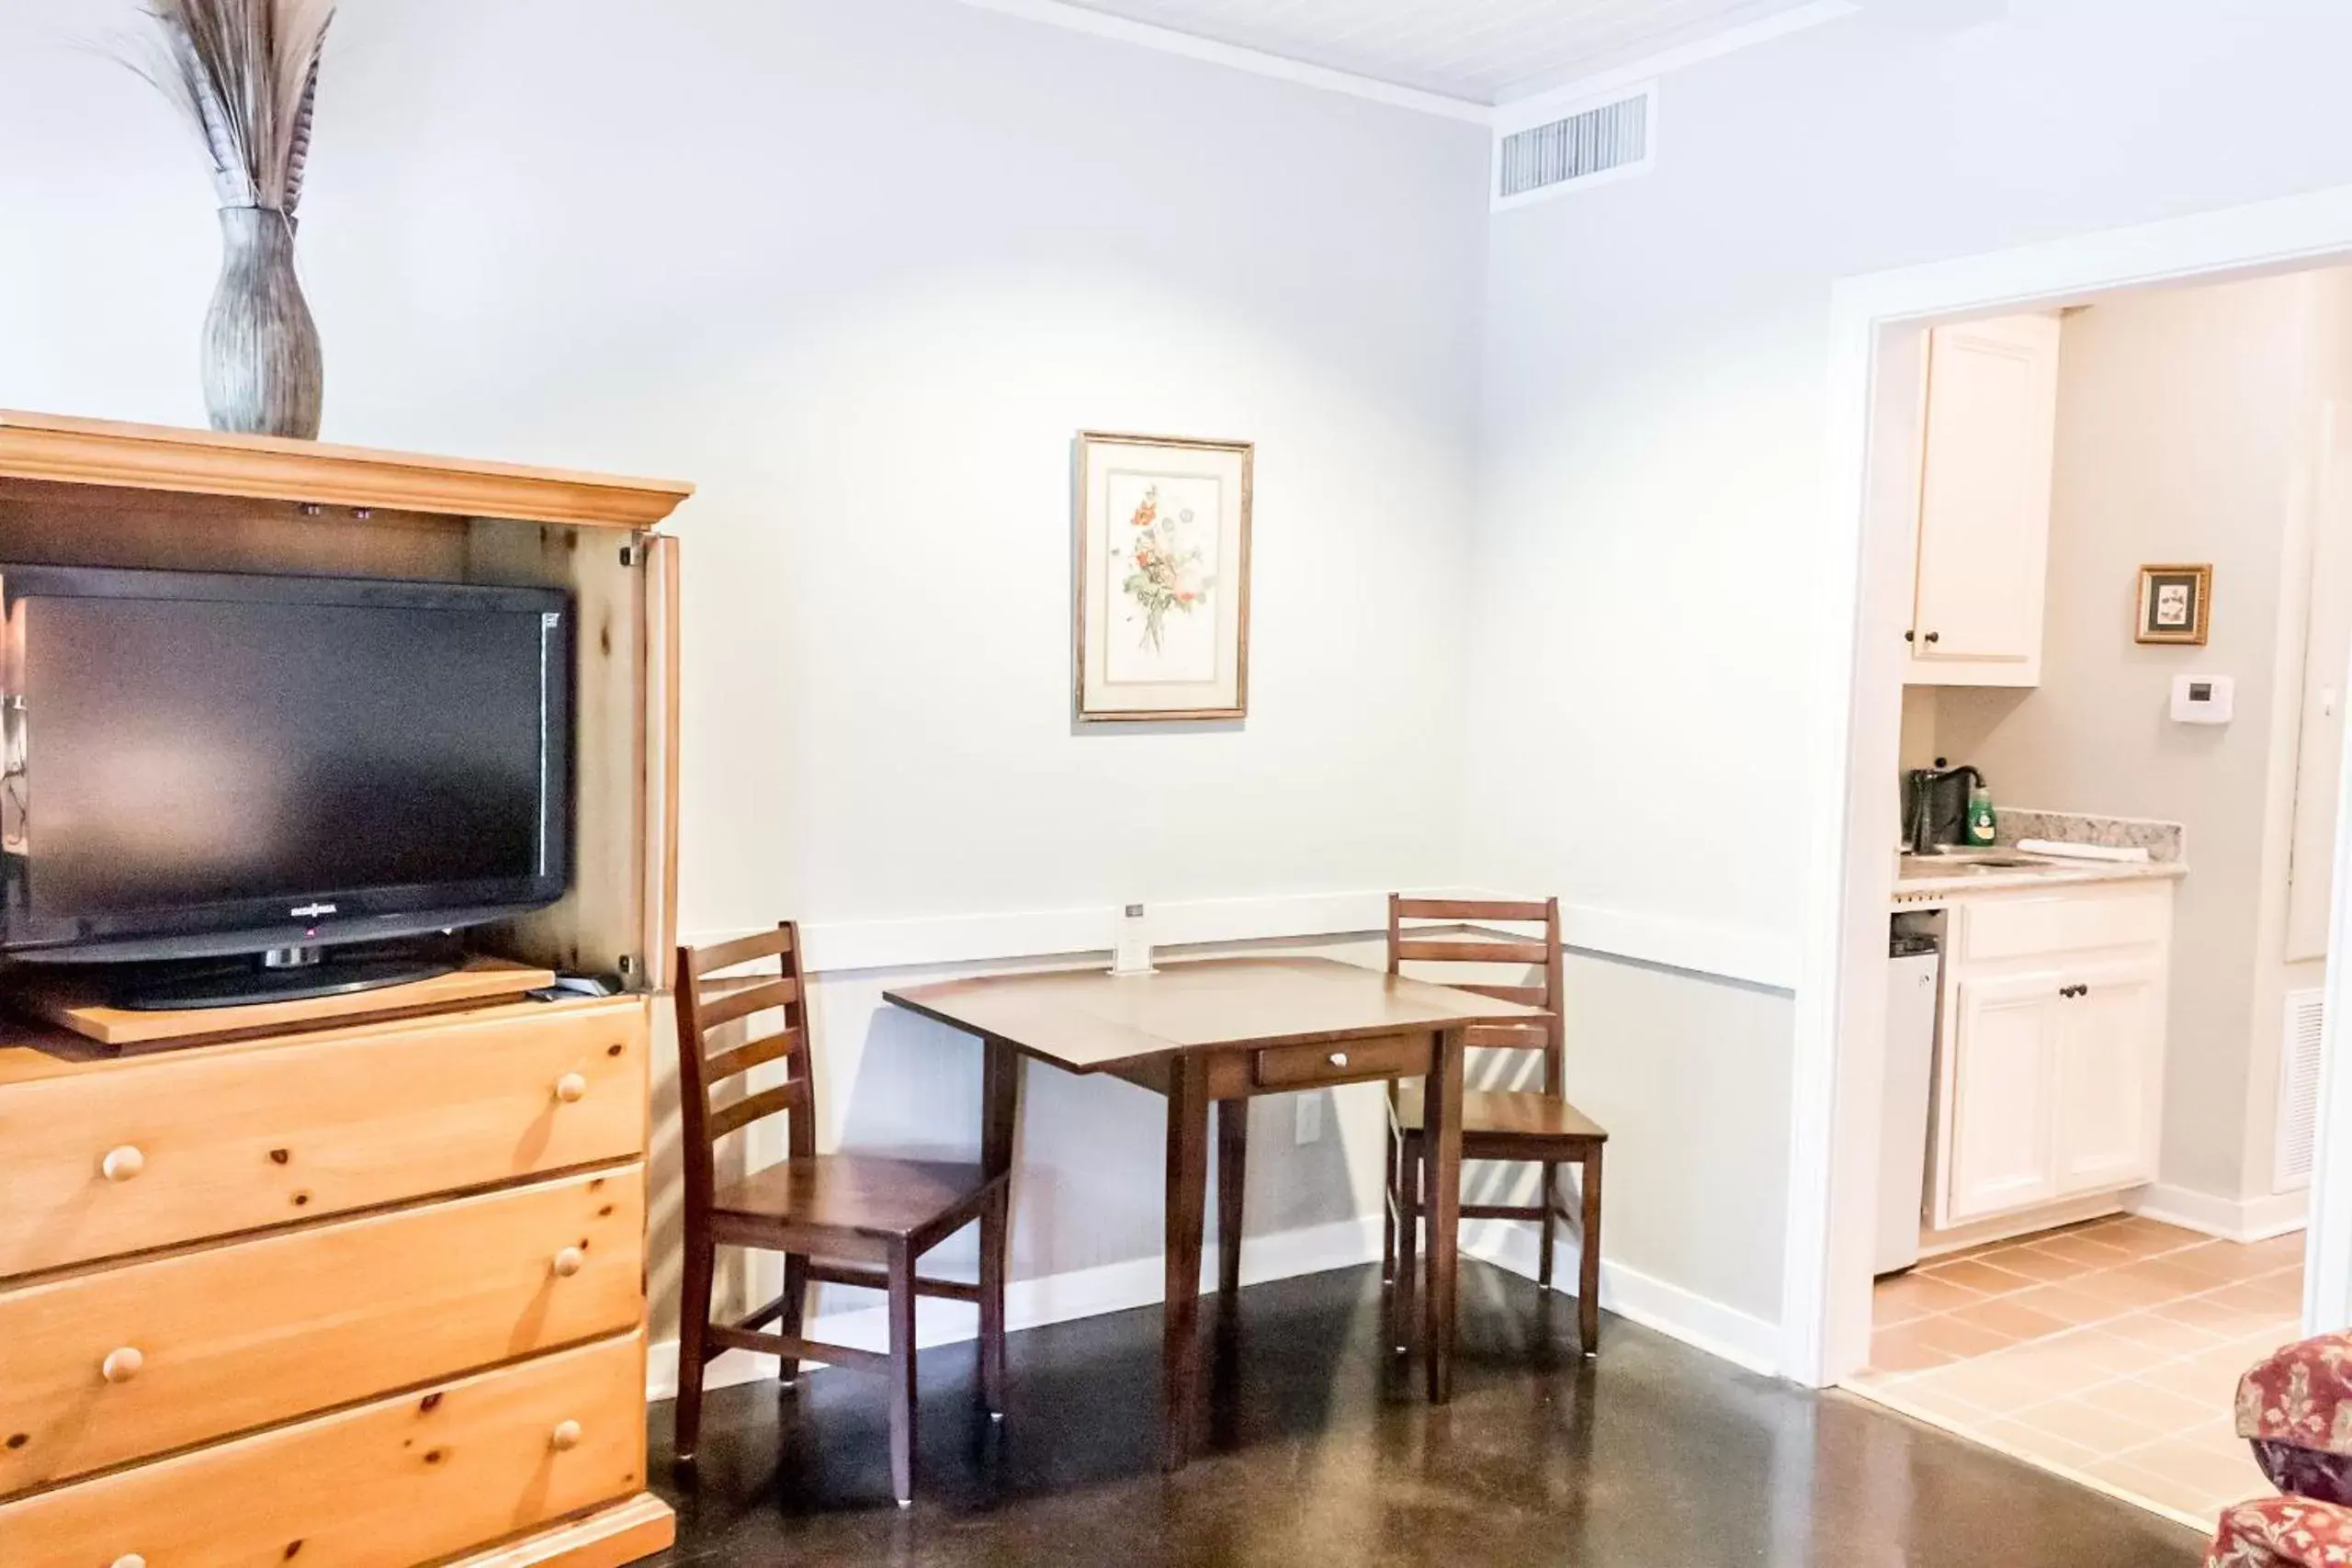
[{"xmin": 1493, "ymin": 85, "xmax": 1655, "ymax": 212}]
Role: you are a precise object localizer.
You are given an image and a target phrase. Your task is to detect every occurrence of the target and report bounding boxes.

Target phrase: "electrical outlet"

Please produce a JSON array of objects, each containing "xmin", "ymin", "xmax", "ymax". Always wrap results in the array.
[{"xmin": 1295, "ymin": 1094, "xmax": 1322, "ymax": 1145}]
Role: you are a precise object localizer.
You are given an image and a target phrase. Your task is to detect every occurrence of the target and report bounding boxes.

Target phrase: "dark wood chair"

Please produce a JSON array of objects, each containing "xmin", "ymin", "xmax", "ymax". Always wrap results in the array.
[
  {"xmin": 672, "ymin": 921, "xmax": 1010, "ymax": 1506},
  {"xmin": 1382, "ymin": 895, "xmax": 1607, "ymax": 1356}
]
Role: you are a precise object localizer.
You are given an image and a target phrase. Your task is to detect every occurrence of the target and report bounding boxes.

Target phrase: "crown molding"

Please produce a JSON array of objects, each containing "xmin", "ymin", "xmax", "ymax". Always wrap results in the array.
[
  {"xmin": 1493, "ymin": 0, "xmax": 1859, "ymax": 131},
  {"xmin": 949, "ymin": 0, "xmax": 1492, "ymax": 122}
]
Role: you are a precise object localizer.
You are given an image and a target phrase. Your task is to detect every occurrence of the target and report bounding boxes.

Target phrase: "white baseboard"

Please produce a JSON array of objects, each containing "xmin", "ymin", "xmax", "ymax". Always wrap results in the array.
[
  {"xmin": 2125, "ymin": 1182, "xmax": 2310, "ymax": 1244},
  {"xmin": 649, "ymin": 1214, "xmax": 1382, "ymax": 1402},
  {"xmin": 1464, "ymin": 1222, "xmax": 1783, "ymax": 1377}
]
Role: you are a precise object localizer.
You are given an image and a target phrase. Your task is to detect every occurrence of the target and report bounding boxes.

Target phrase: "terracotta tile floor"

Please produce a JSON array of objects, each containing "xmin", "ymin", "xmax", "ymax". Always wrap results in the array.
[{"xmin": 1847, "ymin": 1214, "xmax": 2307, "ymax": 1529}]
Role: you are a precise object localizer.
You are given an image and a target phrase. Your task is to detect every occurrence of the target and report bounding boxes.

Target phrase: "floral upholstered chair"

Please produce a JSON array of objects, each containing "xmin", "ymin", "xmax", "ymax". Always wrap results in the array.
[{"xmin": 2208, "ymin": 1336, "xmax": 2352, "ymax": 1567}]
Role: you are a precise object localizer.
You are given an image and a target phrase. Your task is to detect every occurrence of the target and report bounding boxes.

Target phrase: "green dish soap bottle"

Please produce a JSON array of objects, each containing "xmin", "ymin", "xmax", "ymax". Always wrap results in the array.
[{"xmin": 1966, "ymin": 784, "xmax": 1998, "ymax": 848}]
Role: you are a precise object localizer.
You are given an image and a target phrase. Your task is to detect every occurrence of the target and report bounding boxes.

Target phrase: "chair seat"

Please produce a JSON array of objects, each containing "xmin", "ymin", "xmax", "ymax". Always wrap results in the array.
[
  {"xmin": 714, "ymin": 1153, "xmax": 995, "ymax": 1241},
  {"xmin": 1393, "ymin": 1083, "xmax": 1607, "ymax": 1144}
]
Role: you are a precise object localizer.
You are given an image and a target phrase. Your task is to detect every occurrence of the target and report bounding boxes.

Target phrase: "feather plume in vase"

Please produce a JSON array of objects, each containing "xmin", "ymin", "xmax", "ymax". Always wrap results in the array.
[{"xmin": 121, "ymin": 0, "xmax": 335, "ymax": 437}]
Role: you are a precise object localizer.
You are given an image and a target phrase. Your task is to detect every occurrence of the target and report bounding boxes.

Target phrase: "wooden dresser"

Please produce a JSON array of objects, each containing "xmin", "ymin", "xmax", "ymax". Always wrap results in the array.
[{"xmin": 0, "ymin": 414, "xmax": 688, "ymax": 1568}]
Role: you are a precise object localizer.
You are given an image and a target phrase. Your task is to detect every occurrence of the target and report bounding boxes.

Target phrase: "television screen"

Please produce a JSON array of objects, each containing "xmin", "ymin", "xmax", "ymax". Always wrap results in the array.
[{"xmin": 1, "ymin": 565, "xmax": 571, "ymax": 963}]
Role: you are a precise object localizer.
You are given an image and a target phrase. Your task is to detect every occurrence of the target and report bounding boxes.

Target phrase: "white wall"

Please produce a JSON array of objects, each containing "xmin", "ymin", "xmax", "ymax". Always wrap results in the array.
[
  {"xmin": 0, "ymin": 0, "xmax": 1489, "ymax": 1340},
  {"xmin": 1930, "ymin": 271, "xmax": 2344, "ymax": 1210},
  {"xmin": 1467, "ymin": 0, "xmax": 2352, "ymax": 1339}
]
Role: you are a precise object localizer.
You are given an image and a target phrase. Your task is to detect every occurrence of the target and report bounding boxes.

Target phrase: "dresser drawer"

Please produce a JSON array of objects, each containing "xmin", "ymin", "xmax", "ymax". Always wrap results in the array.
[
  {"xmin": 1958, "ymin": 886, "xmax": 2173, "ymax": 964},
  {"xmin": 0, "ymin": 998, "xmax": 649, "ymax": 1280},
  {"xmin": 0, "ymin": 1332, "xmax": 646, "ymax": 1568},
  {"xmin": 0, "ymin": 1165, "xmax": 645, "ymax": 1495},
  {"xmin": 1252, "ymin": 1032, "xmax": 1429, "ymax": 1090}
]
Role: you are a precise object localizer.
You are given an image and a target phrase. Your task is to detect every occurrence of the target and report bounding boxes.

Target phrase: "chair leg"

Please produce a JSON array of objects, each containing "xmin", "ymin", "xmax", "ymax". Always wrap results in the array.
[
  {"xmin": 979, "ymin": 1184, "xmax": 1009, "ymax": 1420},
  {"xmin": 673, "ymin": 1237, "xmax": 715, "ymax": 1463},
  {"xmin": 1536, "ymin": 1161, "xmax": 1559, "ymax": 1290},
  {"xmin": 1393, "ymin": 1133, "xmax": 1420, "ymax": 1355},
  {"xmin": 1578, "ymin": 1147, "xmax": 1603, "ymax": 1358},
  {"xmin": 888, "ymin": 1240, "xmax": 919, "ymax": 1506},
  {"xmin": 777, "ymin": 1252, "xmax": 810, "ymax": 1388}
]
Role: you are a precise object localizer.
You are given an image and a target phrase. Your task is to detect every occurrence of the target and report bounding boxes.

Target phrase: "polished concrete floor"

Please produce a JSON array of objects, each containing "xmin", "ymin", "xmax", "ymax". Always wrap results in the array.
[{"xmin": 648, "ymin": 1260, "xmax": 2211, "ymax": 1567}]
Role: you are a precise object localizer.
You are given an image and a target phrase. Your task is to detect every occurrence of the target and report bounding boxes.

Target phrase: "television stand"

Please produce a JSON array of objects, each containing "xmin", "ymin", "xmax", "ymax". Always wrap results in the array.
[{"xmin": 113, "ymin": 944, "xmax": 464, "ymax": 1011}]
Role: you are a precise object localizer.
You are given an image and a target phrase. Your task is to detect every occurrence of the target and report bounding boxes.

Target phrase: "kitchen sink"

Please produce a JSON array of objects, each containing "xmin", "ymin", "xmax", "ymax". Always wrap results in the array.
[{"xmin": 1899, "ymin": 850, "xmax": 2056, "ymax": 875}]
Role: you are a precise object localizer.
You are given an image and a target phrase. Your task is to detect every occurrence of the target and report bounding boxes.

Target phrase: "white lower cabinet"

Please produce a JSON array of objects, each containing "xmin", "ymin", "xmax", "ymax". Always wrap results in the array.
[
  {"xmin": 1945, "ymin": 970, "xmax": 2063, "ymax": 1223},
  {"xmin": 1932, "ymin": 885, "xmax": 2173, "ymax": 1229}
]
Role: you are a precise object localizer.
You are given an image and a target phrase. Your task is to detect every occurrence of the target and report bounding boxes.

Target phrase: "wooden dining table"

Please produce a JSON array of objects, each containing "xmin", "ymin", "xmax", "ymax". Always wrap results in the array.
[{"xmin": 883, "ymin": 954, "xmax": 1548, "ymax": 1471}]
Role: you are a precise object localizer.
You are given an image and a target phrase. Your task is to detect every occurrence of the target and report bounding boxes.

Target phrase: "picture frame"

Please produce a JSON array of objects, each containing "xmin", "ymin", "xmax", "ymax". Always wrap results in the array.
[
  {"xmin": 2136, "ymin": 563, "xmax": 2212, "ymax": 646},
  {"xmin": 1074, "ymin": 431, "xmax": 1253, "ymax": 723}
]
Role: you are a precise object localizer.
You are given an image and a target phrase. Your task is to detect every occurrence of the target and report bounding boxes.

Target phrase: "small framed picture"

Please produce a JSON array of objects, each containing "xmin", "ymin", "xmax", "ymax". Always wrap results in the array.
[
  {"xmin": 1074, "ymin": 432, "xmax": 1253, "ymax": 722},
  {"xmin": 2137, "ymin": 564, "xmax": 2211, "ymax": 646}
]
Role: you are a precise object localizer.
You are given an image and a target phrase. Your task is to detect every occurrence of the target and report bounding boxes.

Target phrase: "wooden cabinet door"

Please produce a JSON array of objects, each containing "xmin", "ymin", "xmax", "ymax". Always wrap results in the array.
[
  {"xmin": 1941, "ymin": 969, "xmax": 2064, "ymax": 1224},
  {"xmin": 2053, "ymin": 961, "xmax": 2165, "ymax": 1196},
  {"xmin": 1908, "ymin": 313, "xmax": 2062, "ymax": 687}
]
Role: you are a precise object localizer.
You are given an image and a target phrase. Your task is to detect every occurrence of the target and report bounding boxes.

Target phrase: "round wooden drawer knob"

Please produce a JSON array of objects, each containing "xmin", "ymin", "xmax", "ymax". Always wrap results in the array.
[
  {"xmin": 552, "ymin": 1247, "xmax": 586, "ymax": 1279},
  {"xmin": 101, "ymin": 1348, "xmax": 144, "ymax": 1384},
  {"xmin": 111, "ymin": 1555, "xmax": 147, "ymax": 1568},
  {"xmin": 99, "ymin": 1145, "xmax": 145, "ymax": 1183},
  {"xmin": 1329, "ymin": 1052, "xmax": 1350, "ymax": 1068},
  {"xmin": 554, "ymin": 1074, "xmax": 588, "ymax": 1104},
  {"xmin": 549, "ymin": 1419, "xmax": 583, "ymax": 1452}
]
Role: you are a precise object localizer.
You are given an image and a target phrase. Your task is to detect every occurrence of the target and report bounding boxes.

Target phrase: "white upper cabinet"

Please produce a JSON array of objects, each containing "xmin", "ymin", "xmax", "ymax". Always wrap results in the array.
[{"xmin": 1905, "ymin": 313, "xmax": 2063, "ymax": 687}]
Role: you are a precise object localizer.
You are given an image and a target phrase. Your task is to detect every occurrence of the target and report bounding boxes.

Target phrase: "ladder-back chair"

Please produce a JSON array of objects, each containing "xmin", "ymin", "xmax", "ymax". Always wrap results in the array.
[
  {"xmin": 1384, "ymin": 895, "xmax": 1607, "ymax": 1356},
  {"xmin": 673, "ymin": 921, "xmax": 1009, "ymax": 1506}
]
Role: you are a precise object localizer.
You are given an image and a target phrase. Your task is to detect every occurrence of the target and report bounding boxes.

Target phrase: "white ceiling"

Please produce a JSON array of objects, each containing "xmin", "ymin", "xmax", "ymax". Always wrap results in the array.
[{"xmin": 1047, "ymin": 0, "xmax": 1832, "ymax": 104}]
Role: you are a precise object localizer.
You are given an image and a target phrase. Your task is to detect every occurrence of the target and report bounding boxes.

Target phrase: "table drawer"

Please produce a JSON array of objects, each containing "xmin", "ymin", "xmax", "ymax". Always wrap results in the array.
[
  {"xmin": 1958, "ymin": 886, "xmax": 2172, "ymax": 964},
  {"xmin": 1253, "ymin": 1032, "xmax": 1430, "ymax": 1090},
  {"xmin": 0, "ymin": 998, "xmax": 649, "ymax": 1280},
  {"xmin": 0, "ymin": 1332, "xmax": 646, "ymax": 1568},
  {"xmin": 0, "ymin": 1165, "xmax": 646, "ymax": 1495}
]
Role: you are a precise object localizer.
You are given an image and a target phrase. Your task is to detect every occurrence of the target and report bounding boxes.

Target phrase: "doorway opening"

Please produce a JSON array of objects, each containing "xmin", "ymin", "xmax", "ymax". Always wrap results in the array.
[{"xmin": 1783, "ymin": 185, "xmax": 2352, "ymax": 1532}]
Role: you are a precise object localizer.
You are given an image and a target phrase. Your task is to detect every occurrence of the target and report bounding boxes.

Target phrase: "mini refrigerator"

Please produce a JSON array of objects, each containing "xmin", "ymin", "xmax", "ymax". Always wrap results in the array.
[{"xmin": 1877, "ymin": 935, "xmax": 1943, "ymax": 1276}]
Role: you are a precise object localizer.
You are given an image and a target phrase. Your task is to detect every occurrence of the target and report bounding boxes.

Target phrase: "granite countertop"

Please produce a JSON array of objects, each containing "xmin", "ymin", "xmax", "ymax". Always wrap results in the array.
[{"xmin": 1891, "ymin": 808, "xmax": 2189, "ymax": 906}]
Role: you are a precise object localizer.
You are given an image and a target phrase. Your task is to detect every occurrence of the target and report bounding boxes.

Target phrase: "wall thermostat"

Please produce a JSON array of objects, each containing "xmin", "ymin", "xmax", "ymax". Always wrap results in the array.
[{"xmin": 2171, "ymin": 673, "xmax": 2234, "ymax": 725}]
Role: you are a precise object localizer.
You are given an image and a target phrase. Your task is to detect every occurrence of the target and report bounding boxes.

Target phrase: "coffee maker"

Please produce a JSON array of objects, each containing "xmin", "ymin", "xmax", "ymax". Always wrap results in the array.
[{"xmin": 1904, "ymin": 761, "xmax": 1983, "ymax": 853}]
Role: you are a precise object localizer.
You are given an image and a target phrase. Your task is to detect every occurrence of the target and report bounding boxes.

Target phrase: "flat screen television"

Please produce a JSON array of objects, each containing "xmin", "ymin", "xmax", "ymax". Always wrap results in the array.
[{"xmin": 0, "ymin": 563, "xmax": 572, "ymax": 1009}]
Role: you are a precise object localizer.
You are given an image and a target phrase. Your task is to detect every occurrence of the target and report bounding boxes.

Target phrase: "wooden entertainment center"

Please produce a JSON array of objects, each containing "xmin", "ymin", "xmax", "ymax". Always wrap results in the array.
[{"xmin": 0, "ymin": 412, "xmax": 688, "ymax": 1568}]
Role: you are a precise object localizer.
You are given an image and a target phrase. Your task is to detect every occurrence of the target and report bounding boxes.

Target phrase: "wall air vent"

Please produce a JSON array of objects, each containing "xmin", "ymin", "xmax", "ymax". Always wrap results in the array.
[
  {"xmin": 2277, "ymin": 987, "xmax": 2326, "ymax": 1192},
  {"xmin": 1493, "ymin": 85, "xmax": 1655, "ymax": 212}
]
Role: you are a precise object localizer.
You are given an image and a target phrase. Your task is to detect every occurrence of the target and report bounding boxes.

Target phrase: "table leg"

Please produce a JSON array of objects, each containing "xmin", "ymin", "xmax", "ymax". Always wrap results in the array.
[
  {"xmin": 1162, "ymin": 1055, "xmax": 1211, "ymax": 1471},
  {"xmin": 1216, "ymin": 1098, "xmax": 1248, "ymax": 1310},
  {"xmin": 1424, "ymin": 1026, "xmax": 1465, "ymax": 1404},
  {"xmin": 979, "ymin": 1038, "xmax": 1020, "ymax": 1416}
]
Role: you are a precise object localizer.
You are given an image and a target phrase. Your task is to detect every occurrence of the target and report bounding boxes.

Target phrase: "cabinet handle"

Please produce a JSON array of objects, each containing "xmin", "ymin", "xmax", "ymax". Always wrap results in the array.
[
  {"xmin": 554, "ymin": 1073, "xmax": 588, "ymax": 1104},
  {"xmin": 1904, "ymin": 630, "xmax": 1917, "ymax": 644},
  {"xmin": 1329, "ymin": 1052, "xmax": 1350, "ymax": 1068},
  {"xmin": 101, "ymin": 1347, "xmax": 144, "ymax": 1384},
  {"xmin": 1923, "ymin": 631, "xmax": 1941, "ymax": 644},
  {"xmin": 549, "ymin": 1419, "xmax": 583, "ymax": 1452},
  {"xmin": 99, "ymin": 1145, "xmax": 145, "ymax": 1183},
  {"xmin": 552, "ymin": 1247, "xmax": 586, "ymax": 1279}
]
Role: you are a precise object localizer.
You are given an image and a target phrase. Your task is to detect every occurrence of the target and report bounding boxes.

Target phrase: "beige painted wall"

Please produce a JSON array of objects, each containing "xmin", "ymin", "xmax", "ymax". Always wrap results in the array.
[{"xmin": 1923, "ymin": 270, "xmax": 2348, "ymax": 1206}]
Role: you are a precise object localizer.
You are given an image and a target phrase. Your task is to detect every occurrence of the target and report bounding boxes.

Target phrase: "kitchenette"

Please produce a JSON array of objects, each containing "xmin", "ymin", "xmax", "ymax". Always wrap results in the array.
[{"xmin": 1877, "ymin": 768, "xmax": 2188, "ymax": 1273}]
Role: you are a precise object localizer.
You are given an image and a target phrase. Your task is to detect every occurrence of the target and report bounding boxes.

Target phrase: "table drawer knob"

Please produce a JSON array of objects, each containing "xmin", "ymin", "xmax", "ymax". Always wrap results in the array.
[
  {"xmin": 111, "ymin": 1555, "xmax": 146, "ymax": 1568},
  {"xmin": 101, "ymin": 1348, "xmax": 144, "ymax": 1383},
  {"xmin": 1329, "ymin": 1052, "xmax": 1349, "ymax": 1068},
  {"xmin": 552, "ymin": 1247, "xmax": 586, "ymax": 1279},
  {"xmin": 554, "ymin": 1073, "xmax": 588, "ymax": 1104},
  {"xmin": 549, "ymin": 1419, "xmax": 583, "ymax": 1452},
  {"xmin": 100, "ymin": 1145, "xmax": 145, "ymax": 1183}
]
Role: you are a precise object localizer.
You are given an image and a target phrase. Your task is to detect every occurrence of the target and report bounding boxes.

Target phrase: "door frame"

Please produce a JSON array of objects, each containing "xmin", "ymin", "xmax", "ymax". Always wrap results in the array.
[{"xmin": 1783, "ymin": 180, "xmax": 2352, "ymax": 1387}]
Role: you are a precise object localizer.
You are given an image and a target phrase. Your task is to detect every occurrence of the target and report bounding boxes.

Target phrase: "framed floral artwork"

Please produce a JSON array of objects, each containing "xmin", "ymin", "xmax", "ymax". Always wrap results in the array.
[
  {"xmin": 1074, "ymin": 432, "xmax": 1253, "ymax": 722},
  {"xmin": 2137, "ymin": 563, "xmax": 2211, "ymax": 646}
]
